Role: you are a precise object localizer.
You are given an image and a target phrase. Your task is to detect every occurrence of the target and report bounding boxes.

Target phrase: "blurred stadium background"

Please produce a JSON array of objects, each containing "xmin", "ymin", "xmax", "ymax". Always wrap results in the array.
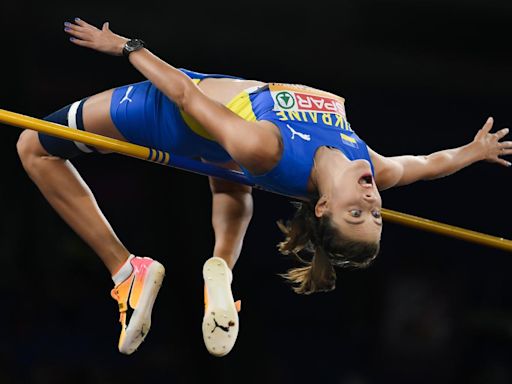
[{"xmin": 1, "ymin": 1, "xmax": 511, "ymax": 383}]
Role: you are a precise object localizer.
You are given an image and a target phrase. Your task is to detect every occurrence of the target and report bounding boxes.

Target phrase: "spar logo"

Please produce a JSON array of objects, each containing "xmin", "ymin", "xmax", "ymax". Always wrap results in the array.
[
  {"xmin": 275, "ymin": 91, "xmax": 295, "ymax": 109},
  {"xmin": 273, "ymin": 89, "xmax": 346, "ymax": 117},
  {"xmin": 295, "ymin": 93, "xmax": 345, "ymax": 116}
]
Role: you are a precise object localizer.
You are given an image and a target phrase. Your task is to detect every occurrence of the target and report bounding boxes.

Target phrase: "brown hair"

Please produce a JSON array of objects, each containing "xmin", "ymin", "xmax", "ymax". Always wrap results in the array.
[{"xmin": 277, "ymin": 200, "xmax": 380, "ymax": 295}]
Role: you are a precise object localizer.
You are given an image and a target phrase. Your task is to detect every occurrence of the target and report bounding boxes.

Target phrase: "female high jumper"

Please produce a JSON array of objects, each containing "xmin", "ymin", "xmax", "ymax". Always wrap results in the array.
[{"xmin": 15, "ymin": 18, "xmax": 512, "ymax": 357}]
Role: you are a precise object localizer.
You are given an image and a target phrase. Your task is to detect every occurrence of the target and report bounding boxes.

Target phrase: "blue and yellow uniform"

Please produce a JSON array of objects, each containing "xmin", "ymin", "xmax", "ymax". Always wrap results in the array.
[
  {"xmin": 225, "ymin": 83, "xmax": 375, "ymax": 197},
  {"xmin": 109, "ymin": 68, "xmax": 241, "ymax": 164},
  {"xmin": 40, "ymin": 69, "xmax": 374, "ymax": 199}
]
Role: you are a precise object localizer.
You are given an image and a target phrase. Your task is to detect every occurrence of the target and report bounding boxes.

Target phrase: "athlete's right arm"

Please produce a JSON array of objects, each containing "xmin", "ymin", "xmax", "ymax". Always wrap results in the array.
[{"xmin": 64, "ymin": 18, "xmax": 280, "ymax": 172}]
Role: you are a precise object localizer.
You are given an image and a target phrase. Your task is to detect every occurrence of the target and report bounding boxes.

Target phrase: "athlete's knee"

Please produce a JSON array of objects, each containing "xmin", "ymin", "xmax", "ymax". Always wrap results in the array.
[
  {"xmin": 17, "ymin": 130, "xmax": 39, "ymax": 160},
  {"xmin": 16, "ymin": 130, "xmax": 50, "ymax": 170}
]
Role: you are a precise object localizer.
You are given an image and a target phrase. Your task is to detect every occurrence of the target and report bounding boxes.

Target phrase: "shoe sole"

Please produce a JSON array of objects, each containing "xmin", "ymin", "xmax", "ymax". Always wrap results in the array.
[
  {"xmin": 202, "ymin": 257, "xmax": 238, "ymax": 357},
  {"xmin": 119, "ymin": 261, "xmax": 165, "ymax": 355}
]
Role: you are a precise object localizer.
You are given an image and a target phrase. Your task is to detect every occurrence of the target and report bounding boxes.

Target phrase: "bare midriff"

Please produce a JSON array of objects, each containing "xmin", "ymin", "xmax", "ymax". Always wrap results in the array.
[{"xmin": 197, "ymin": 78, "xmax": 266, "ymax": 106}]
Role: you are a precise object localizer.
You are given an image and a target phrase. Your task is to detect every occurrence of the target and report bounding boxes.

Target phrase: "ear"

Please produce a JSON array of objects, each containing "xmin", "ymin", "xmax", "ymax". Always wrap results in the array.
[{"xmin": 314, "ymin": 195, "xmax": 329, "ymax": 218}]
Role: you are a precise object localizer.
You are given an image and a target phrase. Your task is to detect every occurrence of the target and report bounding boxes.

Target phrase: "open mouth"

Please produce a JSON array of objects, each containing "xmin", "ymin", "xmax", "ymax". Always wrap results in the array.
[{"xmin": 358, "ymin": 173, "xmax": 373, "ymax": 187}]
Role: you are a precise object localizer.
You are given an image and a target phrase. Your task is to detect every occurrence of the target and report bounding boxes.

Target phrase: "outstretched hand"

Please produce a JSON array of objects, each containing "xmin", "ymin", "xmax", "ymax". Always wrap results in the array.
[
  {"xmin": 64, "ymin": 18, "xmax": 129, "ymax": 56},
  {"xmin": 473, "ymin": 117, "xmax": 512, "ymax": 167}
]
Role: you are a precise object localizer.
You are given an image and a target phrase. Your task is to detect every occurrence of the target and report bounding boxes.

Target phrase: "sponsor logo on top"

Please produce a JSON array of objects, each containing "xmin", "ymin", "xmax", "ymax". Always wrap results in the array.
[
  {"xmin": 272, "ymin": 90, "xmax": 346, "ymax": 118},
  {"xmin": 275, "ymin": 91, "xmax": 295, "ymax": 109}
]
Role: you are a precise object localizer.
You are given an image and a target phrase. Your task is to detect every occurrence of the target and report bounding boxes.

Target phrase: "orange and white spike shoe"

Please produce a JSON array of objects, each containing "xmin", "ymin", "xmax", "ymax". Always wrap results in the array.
[
  {"xmin": 110, "ymin": 256, "xmax": 165, "ymax": 355},
  {"xmin": 202, "ymin": 257, "xmax": 241, "ymax": 357}
]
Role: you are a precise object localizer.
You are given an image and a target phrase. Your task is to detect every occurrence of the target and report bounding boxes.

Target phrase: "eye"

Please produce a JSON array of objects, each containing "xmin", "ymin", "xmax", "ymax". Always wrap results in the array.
[
  {"xmin": 372, "ymin": 210, "xmax": 381, "ymax": 219},
  {"xmin": 350, "ymin": 209, "xmax": 362, "ymax": 217}
]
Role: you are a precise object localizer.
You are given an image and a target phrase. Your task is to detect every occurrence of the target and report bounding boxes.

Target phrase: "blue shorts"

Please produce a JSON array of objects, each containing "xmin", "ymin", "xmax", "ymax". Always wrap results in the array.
[{"xmin": 109, "ymin": 68, "xmax": 242, "ymax": 163}]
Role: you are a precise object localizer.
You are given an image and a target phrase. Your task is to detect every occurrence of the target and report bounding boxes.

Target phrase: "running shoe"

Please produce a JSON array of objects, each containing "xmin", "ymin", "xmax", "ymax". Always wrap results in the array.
[
  {"xmin": 110, "ymin": 256, "xmax": 165, "ymax": 354},
  {"xmin": 202, "ymin": 256, "xmax": 240, "ymax": 357}
]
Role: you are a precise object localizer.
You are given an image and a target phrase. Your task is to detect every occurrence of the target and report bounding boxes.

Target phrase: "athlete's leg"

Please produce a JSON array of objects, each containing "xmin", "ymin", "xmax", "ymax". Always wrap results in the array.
[
  {"xmin": 208, "ymin": 168, "xmax": 253, "ymax": 269},
  {"xmin": 17, "ymin": 88, "xmax": 165, "ymax": 354},
  {"xmin": 16, "ymin": 89, "xmax": 128, "ymax": 273},
  {"xmin": 201, "ymin": 160, "xmax": 252, "ymax": 356}
]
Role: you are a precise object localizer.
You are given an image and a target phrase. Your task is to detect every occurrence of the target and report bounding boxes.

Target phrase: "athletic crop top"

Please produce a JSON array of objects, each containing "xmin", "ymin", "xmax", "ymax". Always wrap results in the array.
[
  {"xmin": 176, "ymin": 70, "xmax": 374, "ymax": 198},
  {"xmin": 221, "ymin": 83, "xmax": 375, "ymax": 198}
]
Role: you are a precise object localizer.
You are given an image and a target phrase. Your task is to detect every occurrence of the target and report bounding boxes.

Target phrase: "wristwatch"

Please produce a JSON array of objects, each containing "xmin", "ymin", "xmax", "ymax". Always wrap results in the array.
[{"xmin": 122, "ymin": 39, "xmax": 146, "ymax": 57}]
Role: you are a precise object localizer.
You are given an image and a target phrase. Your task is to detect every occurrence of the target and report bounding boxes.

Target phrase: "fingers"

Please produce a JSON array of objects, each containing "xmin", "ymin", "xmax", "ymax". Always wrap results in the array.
[
  {"xmin": 494, "ymin": 157, "xmax": 512, "ymax": 167},
  {"xmin": 475, "ymin": 117, "xmax": 510, "ymax": 144},
  {"xmin": 495, "ymin": 127, "xmax": 510, "ymax": 140},
  {"xmin": 64, "ymin": 18, "xmax": 108, "ymax": 46},
  {"xmin": 475, "ymin": 117, "xmax": 512, "ymax": 167},
  {"xmin": 73, "ymin": 17, "xmax": 97, "ymax": 29},
  {"xmin": 64, "ymin": 19, "xmax": 95, "ymax": 41},
  {"xmin": 68, "ymin": 37, "xmax": 94, "ymax": 49},
  {"xmin": 63, "ymin": 17, "xmax": 124, "ymax": 56},
  {"xmin": 64, "ymin": 27, "xmax": 89, "ymax": 41},
  {"xmin": 481, "ymin": 116, "xmax": 494, "ymax": 134},
  {"xmin": 495, "ymin": 140, "xmax": 512, "ymax": 158},
  {"xmin": 64, "ymin": 20, "xmax": 92, "ymax": 32},
  {"xmin": 494, "ymin": 142, "xmax": 512, "ymax": 166}
]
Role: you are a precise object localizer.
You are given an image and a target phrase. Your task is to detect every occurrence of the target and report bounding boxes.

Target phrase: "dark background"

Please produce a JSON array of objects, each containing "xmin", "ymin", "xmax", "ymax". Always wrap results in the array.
[{"xmin": 1, "ymin": 1, "xmax": 512, "ymax": 383}]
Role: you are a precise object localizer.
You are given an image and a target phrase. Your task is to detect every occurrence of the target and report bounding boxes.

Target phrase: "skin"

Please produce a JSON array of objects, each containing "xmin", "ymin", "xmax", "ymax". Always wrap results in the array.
[
  {"xmin": 16, "ymin": 18, "xmax": 512, "ymax": 277},
  {"xmin": 311, "ymin": 150, "xmax": 382, "ymax": 243}
]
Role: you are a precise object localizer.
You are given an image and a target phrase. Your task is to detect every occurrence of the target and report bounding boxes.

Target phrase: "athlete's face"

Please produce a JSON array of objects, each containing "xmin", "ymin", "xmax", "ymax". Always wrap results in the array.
[{"xmin": 315, "ymin": 159, "xmax": 383, "ymax": 242}]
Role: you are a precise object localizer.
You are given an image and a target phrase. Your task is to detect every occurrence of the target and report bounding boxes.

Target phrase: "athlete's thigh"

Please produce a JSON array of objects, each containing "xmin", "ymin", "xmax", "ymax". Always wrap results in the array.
[
  {"xmin": 36, "ymin": 87, "xmax": 129, "ymax": 159},
  {"xmin": 82, "ymin": 89, "xmax": 127, "ymax": 149}
]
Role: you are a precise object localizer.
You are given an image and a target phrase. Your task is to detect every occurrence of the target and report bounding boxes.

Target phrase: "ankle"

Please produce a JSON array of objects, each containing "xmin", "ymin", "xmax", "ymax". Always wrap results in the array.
[
  {"xmin": 103, "ymin": 247, "xmax": 131, "ymax": 274},
  {"xmin": 112, "ymin": 254, "xmax": 135, "ymax": 285}
]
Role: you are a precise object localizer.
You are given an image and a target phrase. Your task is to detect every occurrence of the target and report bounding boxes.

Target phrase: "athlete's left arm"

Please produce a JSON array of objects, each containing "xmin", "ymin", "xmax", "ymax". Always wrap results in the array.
[{"xmin": 371, "ymin": 117, "xmax": 512, "ymax": 190}]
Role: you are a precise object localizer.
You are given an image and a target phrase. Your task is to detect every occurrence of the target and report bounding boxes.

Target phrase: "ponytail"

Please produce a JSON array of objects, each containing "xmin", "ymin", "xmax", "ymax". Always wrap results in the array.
[
  {"xmin": 277, "ymin": 200, "xmax": 336, "ymax": 295},
  {"xmin": 279, "ymin": 246, "xmax": 336, "ymax": 295}
]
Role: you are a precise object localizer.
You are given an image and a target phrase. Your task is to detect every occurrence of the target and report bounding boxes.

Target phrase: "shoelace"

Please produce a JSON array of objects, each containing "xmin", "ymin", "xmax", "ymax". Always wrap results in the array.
[{"xmin": 111, "ymin": 288, "xmax": 128, "ymax": 324}]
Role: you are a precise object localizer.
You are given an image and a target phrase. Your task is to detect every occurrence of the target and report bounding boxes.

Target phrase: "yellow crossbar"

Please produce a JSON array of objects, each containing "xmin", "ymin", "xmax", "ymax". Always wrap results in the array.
[
  {"xmin": 381, "ymin": 208, "xmax": 512, "ymax": 252},
  {"xmin": 2, "ymin": 108, "xmax": 511, "ymax": 252},
  {"xmin": 0, "ymin": 108, "xmax": 159, "ymax": 162}
]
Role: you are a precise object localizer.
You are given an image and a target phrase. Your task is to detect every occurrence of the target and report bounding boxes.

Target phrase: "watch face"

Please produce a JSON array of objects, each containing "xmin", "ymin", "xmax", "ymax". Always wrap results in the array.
[
  {"xmin": 123, "ymin": 39, "xmax": 145, "ymax": 56},
  {"xmin": 127, "ymin": 40, "xmax": 140, "ymax": 50}
]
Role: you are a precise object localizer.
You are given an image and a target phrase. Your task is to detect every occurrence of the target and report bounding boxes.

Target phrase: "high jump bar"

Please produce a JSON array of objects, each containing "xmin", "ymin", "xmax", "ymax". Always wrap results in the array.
[{"xmin": 2, "ymin": 108, "xmax": 511, "ymax": 253}]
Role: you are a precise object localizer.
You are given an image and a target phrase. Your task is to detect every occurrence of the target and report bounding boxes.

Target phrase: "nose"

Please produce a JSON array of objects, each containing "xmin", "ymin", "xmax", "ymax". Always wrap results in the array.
[{"xmin": 363, "ymin": 191, "xmax": 376, "ymax": 202}]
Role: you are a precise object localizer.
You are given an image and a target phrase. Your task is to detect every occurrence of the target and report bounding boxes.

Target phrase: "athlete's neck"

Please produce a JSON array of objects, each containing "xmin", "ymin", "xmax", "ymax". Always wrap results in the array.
[{"xmin": 309, "ymin": 146, "xmax": 351, "ymax": 196}]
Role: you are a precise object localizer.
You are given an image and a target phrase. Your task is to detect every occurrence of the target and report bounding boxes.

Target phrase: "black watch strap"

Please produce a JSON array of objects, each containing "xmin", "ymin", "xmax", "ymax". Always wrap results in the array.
[{"xmin": 122, "ymin": 39, "xmax": 146, "ymax": 57}]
